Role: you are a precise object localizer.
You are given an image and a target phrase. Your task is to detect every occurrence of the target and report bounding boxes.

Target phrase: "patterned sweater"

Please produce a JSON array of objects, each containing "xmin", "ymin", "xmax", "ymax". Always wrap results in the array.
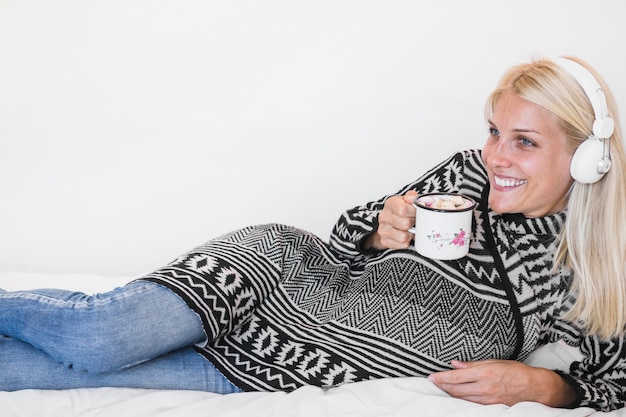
[{"xmin": 142, "ymin": 149, "xmax": 626, "ymax": 411}]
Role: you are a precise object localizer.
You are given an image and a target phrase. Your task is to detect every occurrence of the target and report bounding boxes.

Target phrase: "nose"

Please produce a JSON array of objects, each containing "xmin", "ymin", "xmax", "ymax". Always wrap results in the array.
[{"xmin": 484, "ymin": 138, "xmax": 513, "ymax": 169}]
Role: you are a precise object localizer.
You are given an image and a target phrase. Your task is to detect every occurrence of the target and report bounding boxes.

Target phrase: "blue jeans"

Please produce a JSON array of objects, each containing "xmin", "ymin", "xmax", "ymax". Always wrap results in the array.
[{"xmin": 0, "ymin": 280, "xmax": 241, "ymax": 393}]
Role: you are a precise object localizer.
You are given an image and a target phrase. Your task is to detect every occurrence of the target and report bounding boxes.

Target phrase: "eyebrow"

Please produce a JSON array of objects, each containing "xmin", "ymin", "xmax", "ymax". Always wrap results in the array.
[{"xmin": 488, "ymin": 120, "xmax": 541, "ymax": 134}]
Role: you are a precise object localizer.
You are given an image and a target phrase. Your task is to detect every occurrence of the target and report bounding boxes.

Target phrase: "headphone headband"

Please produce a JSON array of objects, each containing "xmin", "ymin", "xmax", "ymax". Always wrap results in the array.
[{"xmin": 554, "ymin": 58, "xmax": 615, "ymax": 139}]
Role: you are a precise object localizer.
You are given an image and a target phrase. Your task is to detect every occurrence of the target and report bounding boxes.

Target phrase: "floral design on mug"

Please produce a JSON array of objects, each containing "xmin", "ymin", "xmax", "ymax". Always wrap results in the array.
[{"xmin": 426, "ymin": 228, "xmax": 468, "ymax": 249}]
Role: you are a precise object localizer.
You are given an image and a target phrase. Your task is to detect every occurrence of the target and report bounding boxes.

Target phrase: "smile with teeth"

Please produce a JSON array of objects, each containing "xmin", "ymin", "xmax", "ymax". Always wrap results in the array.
[{"xmin": 494, "ymin": 175, "xmax": 528, "ymax": 188}]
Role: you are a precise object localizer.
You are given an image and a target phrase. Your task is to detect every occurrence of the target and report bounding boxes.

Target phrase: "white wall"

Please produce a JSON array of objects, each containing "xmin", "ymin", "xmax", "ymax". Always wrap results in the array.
[{"xmin": 1, "ymin": 0, "xmax": 625, "ymax": 276}]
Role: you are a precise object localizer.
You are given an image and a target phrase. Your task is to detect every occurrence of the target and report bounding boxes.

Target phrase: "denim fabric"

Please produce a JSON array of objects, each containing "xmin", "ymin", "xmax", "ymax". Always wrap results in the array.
[{"xmin": 0, "ymin": 281, "xmax": 241, "ymax": 393}]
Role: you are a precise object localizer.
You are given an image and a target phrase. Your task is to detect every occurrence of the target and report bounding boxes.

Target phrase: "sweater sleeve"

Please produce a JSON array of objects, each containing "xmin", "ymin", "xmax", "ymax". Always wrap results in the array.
[
  {"xmin": 328, "ymin": 149, "xmax": 479, "ymax": 258},
  {"xmin": 562, "ymin": 334, "xmax": 626, "ymax": 411}
]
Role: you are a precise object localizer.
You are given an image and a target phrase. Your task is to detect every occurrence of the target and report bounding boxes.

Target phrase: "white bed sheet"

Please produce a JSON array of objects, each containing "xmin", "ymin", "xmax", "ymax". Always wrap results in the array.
[{"xmin": 1, "ymin": 272, "xmax": 624, "ymax": 417}]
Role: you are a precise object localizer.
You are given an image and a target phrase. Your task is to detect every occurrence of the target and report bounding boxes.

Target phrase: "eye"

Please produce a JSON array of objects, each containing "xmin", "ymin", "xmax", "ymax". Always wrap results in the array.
[
  {"xmin": 519, "ymin": 137, "xmax": 535, "ymax": 147},
  {"xmin": 488, "ymin": 127, "xmax": 500, "ymax": 137}
]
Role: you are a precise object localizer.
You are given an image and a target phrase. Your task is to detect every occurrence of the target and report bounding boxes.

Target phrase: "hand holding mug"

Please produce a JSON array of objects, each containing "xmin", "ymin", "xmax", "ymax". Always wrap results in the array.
[{"xmin": 370, "ymin": 190, "xmax": 418, "ymax": 250}]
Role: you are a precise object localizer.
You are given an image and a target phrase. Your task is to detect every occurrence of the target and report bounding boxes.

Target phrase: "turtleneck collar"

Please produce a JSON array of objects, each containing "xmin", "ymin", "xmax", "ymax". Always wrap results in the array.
[{"xmin": 496, "ymin": 210, "xmax": 567, "ymax": 237}]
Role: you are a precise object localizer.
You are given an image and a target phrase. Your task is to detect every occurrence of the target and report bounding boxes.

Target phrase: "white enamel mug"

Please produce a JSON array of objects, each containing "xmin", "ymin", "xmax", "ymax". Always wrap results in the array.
[{"xmin": 409, "ymin": 193, "xmax": 476, "ymax": 260}]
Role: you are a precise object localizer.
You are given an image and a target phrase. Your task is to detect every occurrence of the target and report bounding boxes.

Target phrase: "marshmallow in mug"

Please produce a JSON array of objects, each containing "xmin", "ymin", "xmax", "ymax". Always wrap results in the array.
[{"xmin": 416, "ymin": 195, "xmax": 474, "ymax": 210}]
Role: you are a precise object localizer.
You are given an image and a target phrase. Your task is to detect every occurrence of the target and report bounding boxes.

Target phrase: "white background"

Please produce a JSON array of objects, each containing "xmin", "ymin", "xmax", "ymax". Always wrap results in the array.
[{"xmin": 1, "ymin": 0, "xmax": 625, "ymax": 276}]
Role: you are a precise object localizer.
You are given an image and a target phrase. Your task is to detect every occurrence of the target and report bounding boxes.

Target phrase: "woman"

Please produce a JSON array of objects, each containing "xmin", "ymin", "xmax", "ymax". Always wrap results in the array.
[{"xmin": 1, "ymin": 56, "xmax": 625, "ymax": 411}]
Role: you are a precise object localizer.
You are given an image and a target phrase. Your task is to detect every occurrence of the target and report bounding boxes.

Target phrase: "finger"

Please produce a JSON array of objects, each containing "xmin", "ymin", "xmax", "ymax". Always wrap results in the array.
[
  {"xmin": 436, "ymin": 381, "xmax": 483, "ymax": 398},
  {"xmin": 379, "ymin": 205, "xmax": 415, "ymax": 232},
  {"xmin": 429, "ymin": 368, "xmax": 476, "ymax": 385},
  {"xmin": 403, "ymin": 190, "xmax": 419, "ymax": 204},
  {"xmin": 395, "ymin": 205, "xmax": 417, "ymax": 226},
  {"xmin": 378, "ymin": 225, "xmax": 413, "ymax": 249},
  {"xmin": 388, "ymin": 196, "xmax": 417, "ymax": 219},
  {"xmin": 438, "ymin": 382, "xmax": 510, "ymax": 406},
  {"xmin": 432, "ymin": 368, "xmax": 486, "ymax": 389},
  {"xmin": 430, "ymin": 375, "xmax": 501, "ymax": 405},
  {"xmin": 450, "ymin": 360, "xmax": 474, "ymax": 369}
]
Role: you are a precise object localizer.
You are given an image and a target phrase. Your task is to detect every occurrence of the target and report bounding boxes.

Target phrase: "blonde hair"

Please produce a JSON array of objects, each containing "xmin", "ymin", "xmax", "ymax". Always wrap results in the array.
[{"xmin": 485, "ymin": 56, "xmax": 626, "ymax": 340}]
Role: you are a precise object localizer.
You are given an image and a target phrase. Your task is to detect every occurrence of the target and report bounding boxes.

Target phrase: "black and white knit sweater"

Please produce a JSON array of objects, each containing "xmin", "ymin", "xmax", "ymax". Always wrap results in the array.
[{"xmin": 141, "ymin": 149, "xmax": 626, "ymax": 411}]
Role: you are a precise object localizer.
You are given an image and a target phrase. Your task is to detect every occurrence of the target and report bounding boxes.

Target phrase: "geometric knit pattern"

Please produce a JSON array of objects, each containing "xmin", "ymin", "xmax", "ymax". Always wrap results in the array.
[{"xmin": 141, "ymin": 150, "xmax": 626, "ymax": 412}]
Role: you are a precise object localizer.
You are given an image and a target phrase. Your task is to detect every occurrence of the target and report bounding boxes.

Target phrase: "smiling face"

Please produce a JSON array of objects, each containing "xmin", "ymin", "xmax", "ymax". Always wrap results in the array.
[{"xmin": 482, "ymin": 92, "xmax": 575, "ymax": 218}]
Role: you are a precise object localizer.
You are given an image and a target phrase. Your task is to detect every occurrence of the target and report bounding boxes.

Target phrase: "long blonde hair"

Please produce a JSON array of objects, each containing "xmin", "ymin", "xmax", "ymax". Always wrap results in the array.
[{"xmin": 486, "ymin": 56, "xmax": 626, "ymax": 340}]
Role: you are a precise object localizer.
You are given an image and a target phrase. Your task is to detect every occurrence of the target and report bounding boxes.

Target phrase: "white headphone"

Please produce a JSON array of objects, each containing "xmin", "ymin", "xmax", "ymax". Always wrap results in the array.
[{"xmin": 555, "ymin": 58, "xmax": 614, "ymax": 184}]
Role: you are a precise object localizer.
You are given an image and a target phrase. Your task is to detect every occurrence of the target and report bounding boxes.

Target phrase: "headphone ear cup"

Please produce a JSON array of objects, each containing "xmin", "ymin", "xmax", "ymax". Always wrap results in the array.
[{"xmin": 570, "ymin": 138, "xmax": 607, "ymax": 184}]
